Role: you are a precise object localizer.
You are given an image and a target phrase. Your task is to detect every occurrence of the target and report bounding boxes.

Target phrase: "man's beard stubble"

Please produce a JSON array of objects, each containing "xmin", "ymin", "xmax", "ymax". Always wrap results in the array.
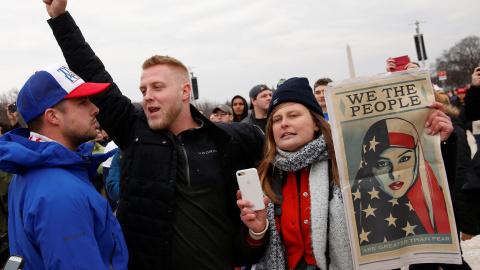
[{"xmin": 146, "ymin": 98, "xmax": 183, "ymax": 131}]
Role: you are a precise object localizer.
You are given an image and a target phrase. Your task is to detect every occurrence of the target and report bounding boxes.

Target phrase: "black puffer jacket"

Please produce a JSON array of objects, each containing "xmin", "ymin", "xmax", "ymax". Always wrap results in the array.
[
  {"xmin": 465, "ymin": 85, "xmax": 480, "ymax": 120},
  {"xmin": 49, "ymin": 12, "xmax": 267, "ymax": 269}
]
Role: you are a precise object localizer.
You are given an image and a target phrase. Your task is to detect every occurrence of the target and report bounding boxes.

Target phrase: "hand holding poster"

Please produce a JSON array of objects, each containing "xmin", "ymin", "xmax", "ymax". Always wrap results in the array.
[{"xmin": 325, "ymin": 68, "xmax": 461, "ymax": 270}]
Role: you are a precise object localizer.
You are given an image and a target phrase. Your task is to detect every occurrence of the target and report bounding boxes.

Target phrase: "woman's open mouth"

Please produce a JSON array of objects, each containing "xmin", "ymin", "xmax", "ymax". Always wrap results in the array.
[{"xmin": 389, "ymin": 181, "xmax": 404, "ymax": 190}]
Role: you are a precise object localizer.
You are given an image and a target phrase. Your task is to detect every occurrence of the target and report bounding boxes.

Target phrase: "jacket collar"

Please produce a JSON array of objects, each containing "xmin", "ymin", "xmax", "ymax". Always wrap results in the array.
[
  {"xmin": 190, "ymin": 105, "xmax": 232, "ymax": 157},
  {"xmin": 0, "ymin": 128, "xmax": 115, "ymax": 178}
]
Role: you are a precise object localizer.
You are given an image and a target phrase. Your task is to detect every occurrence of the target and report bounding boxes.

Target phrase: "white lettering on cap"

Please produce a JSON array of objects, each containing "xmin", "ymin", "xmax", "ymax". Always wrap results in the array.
[{"xmin": 41, "ymin": 63, "xmax": 86, "ymax": 94}]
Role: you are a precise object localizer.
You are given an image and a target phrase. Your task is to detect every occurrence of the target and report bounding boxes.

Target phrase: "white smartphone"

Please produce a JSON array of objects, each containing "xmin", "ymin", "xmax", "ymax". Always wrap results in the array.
[
  {"xmin": 3, "ymin": 255, "xmax": 25, "ymax": 270},
  {"xmin": 236, "ymin": 168, "xmax": 265, "ymax": 211}
]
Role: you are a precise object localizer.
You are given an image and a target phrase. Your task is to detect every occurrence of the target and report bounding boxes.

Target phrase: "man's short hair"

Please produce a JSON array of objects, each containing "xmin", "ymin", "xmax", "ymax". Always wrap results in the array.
[
  {"xmin": 27, "ymin": 116, "xmax": 43, "ymax": 133},
  {"xmin": 27, "ymin": 100, "xmax": 67, "ymax": 133},
  {"xmin": 142, "ymin": 55, "xmax": 189, "ymax": 83},
  {"xmin": 0, "ymin": 122, "xmax": 11, "ymax": 135},
  {"xmin": 313, "ymin": 78, "xmax": 332, "ymax": 89},
  {"xmin": 249, "ymin": 84, "xmax": 270, "ymax": 100}
]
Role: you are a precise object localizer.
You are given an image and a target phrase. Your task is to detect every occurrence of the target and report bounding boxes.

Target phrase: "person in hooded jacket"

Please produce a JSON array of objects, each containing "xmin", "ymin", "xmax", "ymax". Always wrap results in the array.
[
  {"xmin": 231, "ymin": 95, "xmax": 249, "ymax": 122},
  {"xmin": 0, "ymin": 63, "xmax": 128, "ymax": 270}
]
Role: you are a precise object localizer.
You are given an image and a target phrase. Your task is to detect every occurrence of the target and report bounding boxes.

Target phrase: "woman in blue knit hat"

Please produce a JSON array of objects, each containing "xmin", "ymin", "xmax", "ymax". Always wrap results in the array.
[
  {"xmin": 237, "ymin": 77, "xmax": 353, "ymax": 270},
  {"xmin": 237, "ymin": 76, "xmax": 456, "ymax": 270}
]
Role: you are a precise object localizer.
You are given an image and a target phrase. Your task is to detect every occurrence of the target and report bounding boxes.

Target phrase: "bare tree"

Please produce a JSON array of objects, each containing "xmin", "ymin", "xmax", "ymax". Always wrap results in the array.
[
  {"xmin": 431, "ymin": 36, "xmax": 480, "ymax": 88},
  {"xmin": 0, "ymin": 88, "xmax": 26, "ymax": 127},
  {"xmin": 0, "ymin": 88, "xmax": 19, "ymax": 104}
]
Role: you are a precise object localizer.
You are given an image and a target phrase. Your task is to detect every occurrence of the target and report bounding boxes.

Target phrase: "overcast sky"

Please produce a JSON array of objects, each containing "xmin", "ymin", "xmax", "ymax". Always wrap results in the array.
[{"xmin": 1, "ymin": 1, "xmax": 477, "ymax": 105}]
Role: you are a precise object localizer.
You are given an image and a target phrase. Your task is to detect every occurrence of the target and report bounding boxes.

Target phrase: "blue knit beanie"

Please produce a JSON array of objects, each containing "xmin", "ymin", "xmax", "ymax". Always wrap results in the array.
[{"xmin": 267, "ymin": 77, "xmax": 324, "ymax": 118}]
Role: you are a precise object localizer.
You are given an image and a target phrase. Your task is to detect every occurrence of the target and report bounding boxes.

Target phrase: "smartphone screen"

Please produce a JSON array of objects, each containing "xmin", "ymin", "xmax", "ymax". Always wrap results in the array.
[
  {"xmin": 236, "ymin": 168, "xmax": 265, "ymax": 211},
  {"xmin": 3, "ymin": 255, "xmax": 25, "ymax": 270}
]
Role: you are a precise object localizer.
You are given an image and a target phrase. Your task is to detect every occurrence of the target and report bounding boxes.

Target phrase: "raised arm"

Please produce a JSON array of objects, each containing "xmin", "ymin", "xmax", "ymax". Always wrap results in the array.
[
  {"xmin": 44, "ymin": 0, "xmax": 138, "ymax": 149},
  {"xmin": 43, "ymin": 0, "xmax": 66, "ymax": 18},
  {"xmin": 6, "ymin": 104, "xmax": 19, "ymax": 129}
]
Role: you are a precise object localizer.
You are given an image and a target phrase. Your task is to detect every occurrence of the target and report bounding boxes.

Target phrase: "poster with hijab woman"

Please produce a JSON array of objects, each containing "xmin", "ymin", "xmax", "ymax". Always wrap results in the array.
[{"xmin": 325, "ymin": 68, "xmax": 461, "ymax": 270}]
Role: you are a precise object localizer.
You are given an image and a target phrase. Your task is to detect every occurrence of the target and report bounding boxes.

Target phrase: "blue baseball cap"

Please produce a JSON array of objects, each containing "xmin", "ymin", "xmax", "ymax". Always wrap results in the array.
[{"xmin": 18, "ymin": 63, "xmax": 110, "ymax": 123}]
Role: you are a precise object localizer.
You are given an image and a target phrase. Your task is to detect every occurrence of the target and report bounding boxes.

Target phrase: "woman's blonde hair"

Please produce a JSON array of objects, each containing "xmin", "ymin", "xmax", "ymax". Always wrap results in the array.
[{"xmin": 257, "ymin": 102, "xmax": 339, "ymax": 204}]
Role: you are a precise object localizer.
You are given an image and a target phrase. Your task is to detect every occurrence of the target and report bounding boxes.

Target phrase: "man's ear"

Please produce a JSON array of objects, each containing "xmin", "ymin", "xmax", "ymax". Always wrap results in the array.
[
  {"xmin": 182, "ymin": 83, "xmax": 191, "ymax": 102},
  {"xmin": 229, "ymin": 115, "xmax": 234, "ymax": 122},
  {"xmin": 250, "ymin": 97, "xmax": 256, "ymax": 106},
  {"xmin": 44, "ymin": 108, "xmax": 61, "ymax": 126}
]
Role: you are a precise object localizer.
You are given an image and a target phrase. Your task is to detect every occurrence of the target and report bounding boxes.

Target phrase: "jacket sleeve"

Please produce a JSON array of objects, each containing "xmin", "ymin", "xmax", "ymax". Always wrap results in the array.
[
  {"xmin": 11, "ymin": 122, "xmax": 22, "ymax": 130},
  {"xmin": 235, "ymin": 126, "xmax": 268, "ymax": 266},
  {"xmin": 234, "ymin": 226, "xmax": 271, "ymax": 266},
  {"xmin": 218, "ymin": 122, "xmax": 268, "ymax": 265},
  {"xmin": 105, "ymin": 151, "xmax": 121, "ymax": 201},
  {"xmin": 441, "ymin": 131, "xmax": 458, "ymax": 202},
  {"xmin": 47, "ymin": 12, "xmax": 137, "ymax": 150}
]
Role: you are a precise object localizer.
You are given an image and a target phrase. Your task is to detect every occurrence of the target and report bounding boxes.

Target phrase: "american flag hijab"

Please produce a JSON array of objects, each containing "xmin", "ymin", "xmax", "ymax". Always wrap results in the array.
[{"xmin": 353, "ymin": 118, "xmax": 450, "ymax": 245}]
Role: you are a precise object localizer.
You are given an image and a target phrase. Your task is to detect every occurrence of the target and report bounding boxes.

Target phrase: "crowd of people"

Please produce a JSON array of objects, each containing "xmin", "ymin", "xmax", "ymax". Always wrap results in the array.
[{"xmin": 0, "ymin": 0, "xmax": 478, "ymax": 269}]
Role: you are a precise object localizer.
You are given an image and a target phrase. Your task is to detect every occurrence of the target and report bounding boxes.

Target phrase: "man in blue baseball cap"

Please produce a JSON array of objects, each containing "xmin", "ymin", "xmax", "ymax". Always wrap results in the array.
[{"xmin": 0, "ymin": 63, "xmax": 128, "ymax": 270}]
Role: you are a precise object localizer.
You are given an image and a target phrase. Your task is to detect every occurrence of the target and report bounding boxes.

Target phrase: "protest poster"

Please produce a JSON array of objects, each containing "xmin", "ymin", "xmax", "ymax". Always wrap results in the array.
[{"xmin": 325, "ymin": 68, "xmax": 461, "ymax": 270}]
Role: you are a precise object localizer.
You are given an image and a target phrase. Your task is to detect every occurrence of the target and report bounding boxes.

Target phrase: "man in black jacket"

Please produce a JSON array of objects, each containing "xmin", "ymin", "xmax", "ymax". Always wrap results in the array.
[
  {"xmin": 465, "ymin": 67, "xmax": 480, "ymax": 120},
  {"xmin": 43, "ymin": 1, "xmax": 269, "ymax": 269},
  {"xmin": 462, "ymin": 67, "xmax": 480, "ymax": 241}
]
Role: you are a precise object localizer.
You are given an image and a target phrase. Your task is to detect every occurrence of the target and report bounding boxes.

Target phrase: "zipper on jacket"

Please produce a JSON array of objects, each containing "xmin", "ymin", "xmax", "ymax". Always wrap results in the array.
[
  {"xmin": 181, "ymin": 145, "xmax": 191, "ymax": 187},
  {"xmin": 109, "ymin": 232, "xmax": 117, "ymax": 270},
  {"xmin": 178, "ymin": 135, "xmax": 191, "ymax": 187}
]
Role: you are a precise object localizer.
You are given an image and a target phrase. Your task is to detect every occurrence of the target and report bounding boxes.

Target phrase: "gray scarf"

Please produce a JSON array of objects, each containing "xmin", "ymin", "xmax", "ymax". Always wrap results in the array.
[
  {"xmin": 273, "ymin": 135, "xmax": 330, "ymax": 171},
  {"xmin": 255, "ymin": 135, "xmax": 354, "ymax": 270}
]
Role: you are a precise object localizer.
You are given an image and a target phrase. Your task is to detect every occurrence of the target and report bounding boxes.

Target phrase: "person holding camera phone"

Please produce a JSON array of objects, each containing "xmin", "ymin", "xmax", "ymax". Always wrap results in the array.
[
  {"xmin": 0, "ymin": 104, "xmax": 21, "ymax": 267},
  {"xmin": 386, "ymin": 56, "xmax": 420, "ymax": 72},
  {"xmin": 43, "ymin": 0, "xmax": 269, "ymax": 269},
  {"xmin": 5, "ymin": 103, "xmax": 21, "ymax": 131}
]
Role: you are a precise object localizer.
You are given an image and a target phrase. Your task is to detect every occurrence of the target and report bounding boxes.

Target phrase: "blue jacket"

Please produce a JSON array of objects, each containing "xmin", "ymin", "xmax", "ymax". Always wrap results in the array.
[
  {"xmin": 0, "ymin": 128, "xmax": 128, "ymax": 270},
  {"xmin": 105, "ymin": 150, "xmax": 121, "ymax": 201}
]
